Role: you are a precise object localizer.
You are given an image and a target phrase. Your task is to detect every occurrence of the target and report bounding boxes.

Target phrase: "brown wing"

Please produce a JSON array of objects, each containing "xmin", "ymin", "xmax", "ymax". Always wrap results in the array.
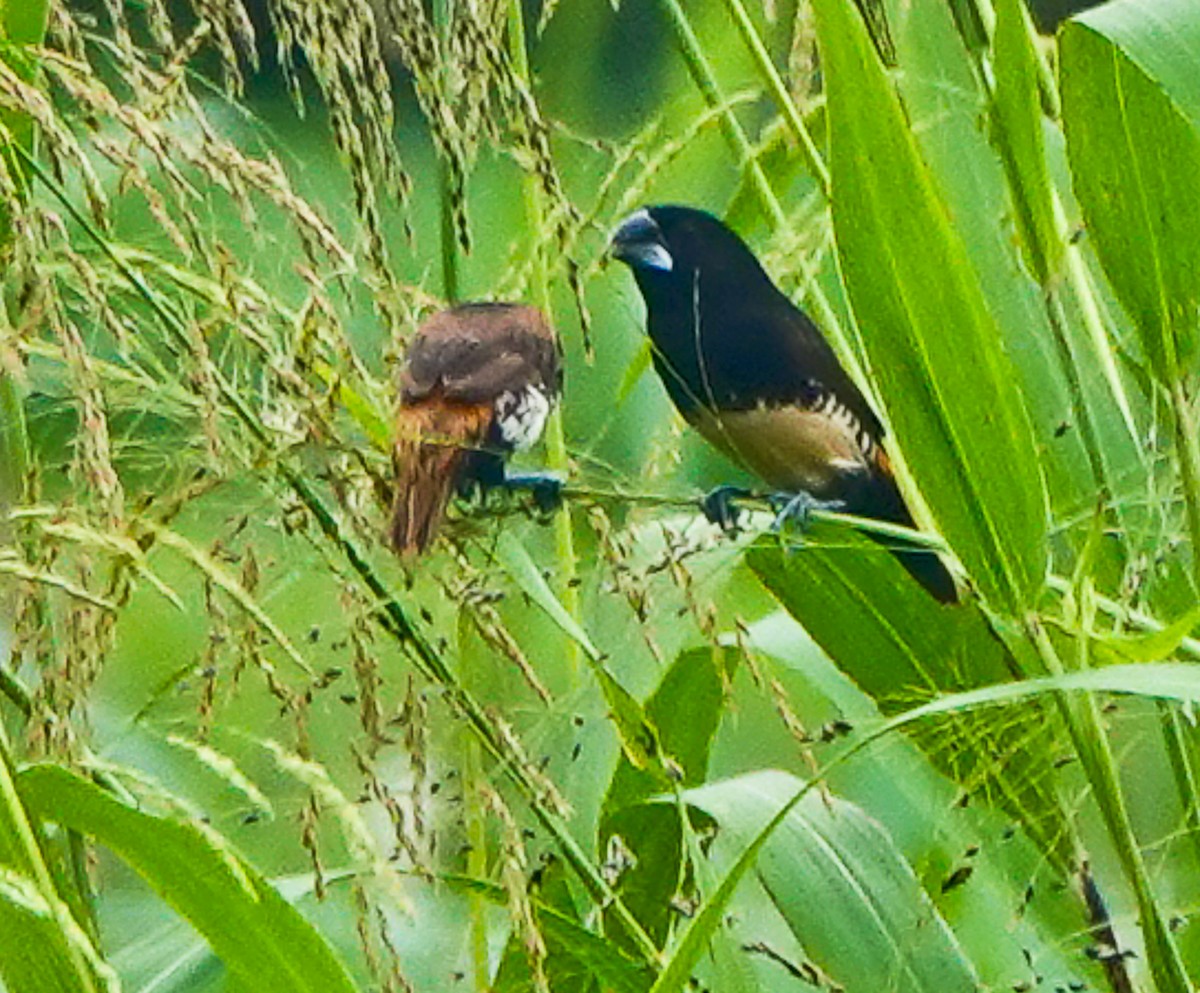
[
  {"xmin": 390, "ymin": 397, "xmax": 492, "ymax": 557},
  {"xmin": 401, "ymin": 303, "xmax": 561, "ymax": 405}
]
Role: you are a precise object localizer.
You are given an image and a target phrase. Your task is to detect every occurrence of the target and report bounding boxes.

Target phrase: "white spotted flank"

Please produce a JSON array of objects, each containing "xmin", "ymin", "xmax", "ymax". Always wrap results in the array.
[{"xmin": 495, "ymin": 385, "xmax": 552, "ymax": 451}]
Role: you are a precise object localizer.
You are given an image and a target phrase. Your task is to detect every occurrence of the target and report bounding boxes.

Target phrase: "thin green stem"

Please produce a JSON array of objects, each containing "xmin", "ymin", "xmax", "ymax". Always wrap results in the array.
[
  {"xmin": 658, "ymin": 0, "xmax": 782, "ymax": 229},
  {"xmin": 719, "ymin": 0, "xmax": 830, "ymax": 195},
  {"xmin": 1171, "ymin": 380, "xmax": 1200, "ymax": 595},
  {"xmin": 463, "ymin": 734, "xmax": 489, "ymax": 992},
  {"xmin": 438, "ymin": 160, "xmax": 459, "ymax": 304},
  {"xmin": 958, "ymin": 0, "xmax": 1059, "ymax": 118},
  {"xmin": 1043, "ymin": 289, "xmax": 1108, "ymax": 500},
  {"xmin": 0, "ymin": 720, "xmax": 101, "ymax": 992},
  {"xmin": 1160, "ymin": 702, "xmax": 1200, "ymax": 874},
  {"xmin": 1028, "ymin": 618, "xmax": 1191, "ymax": 993},
  {"xmin": 506, "ymin": 0, "xmax": 582, "ymax": 684}
]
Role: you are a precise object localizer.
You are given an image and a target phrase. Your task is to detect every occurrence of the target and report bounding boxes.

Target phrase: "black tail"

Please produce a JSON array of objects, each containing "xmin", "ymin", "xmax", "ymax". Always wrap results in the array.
[
  {"xmin": 861, "ymin": 471, "xmax": 958, "ymax": 604},
  {"xmin": 892, "ymin": 541, "xmax": 958, "ymax": 604}
]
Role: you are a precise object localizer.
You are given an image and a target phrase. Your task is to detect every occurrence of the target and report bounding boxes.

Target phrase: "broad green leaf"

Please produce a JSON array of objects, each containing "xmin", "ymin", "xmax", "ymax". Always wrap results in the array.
[
  {"xmin": 1, "ymin": 0, "xmax": 50, "ymax": 44},
  {"xmin": 1061, "ymin": 1, "xmax": 1200, "ymax": 383},
  {"xmin": 748, "ymin": 532, "xmax": 1009, "ymax": 699},
  {"xmin": 739, "ymin": 612, "xmax": 1103, "ymax": 992},
  {"xmin": 448, "ymin": 873, "xmax": 653, "ymax": 993},
  {"xmin": 0, "ymin": 867, "xmax": 112, "ymax": 993},
  {"xmin": 598, "ymin": 644, "xmax": 738, "ymax": 950},
  {"xmin": 893, "ymin": 660, "xmax": 1200, "ymax": 724},
  {"xmin": 649, "ymin": 771, "xmax": 979, "ymax": 993},
  {"xmin": 495, "ymin": 530, "xmax": 663, "ymax": 773},
  {"xmin": 1095, "ymin": 604, "xmax": 1200, "ymax": 664},
  {"xmin": 649, "ymin": 660, "xmax": 1200, "ymax": 993},
  {"xmin": 814, "ymin": 0, "xmax": 1048, "ymax": 613},
  {"xmin": 495, "ymin": 530, "xmax": 601, "ymax": 660},
  {"xmin": 750, "ymin": 533, "xmax": 1069, "ymax": 870},
  {"xmin": 600, "ymin": 645, "xmax": 737, "ymax": 818},
  {"xmin": 991, "ymin": 0, "xmax": 1061, "ymax": 283},
  {"xmin": 18, "ymin": 765, "xmax": 358, "ymax": 993},
  {"xmin": 0, "ymin": 730, "xmax": 104, "ymax": 992},
  {"xmin": 685, "ymin": 771, "xmax": 980, "ymax": 991}
]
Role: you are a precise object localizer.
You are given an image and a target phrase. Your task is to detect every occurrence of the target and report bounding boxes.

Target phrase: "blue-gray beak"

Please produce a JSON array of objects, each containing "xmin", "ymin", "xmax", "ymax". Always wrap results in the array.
[{"xmin": 610, "ymin": 209, "xmax": 674, "ymax": 273}]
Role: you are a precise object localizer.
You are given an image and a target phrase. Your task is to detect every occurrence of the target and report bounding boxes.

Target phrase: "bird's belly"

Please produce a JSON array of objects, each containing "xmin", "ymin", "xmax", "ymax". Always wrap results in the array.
[{"xmin": 688, "ymin": 404, "xmax": 870, "ymax": 494}]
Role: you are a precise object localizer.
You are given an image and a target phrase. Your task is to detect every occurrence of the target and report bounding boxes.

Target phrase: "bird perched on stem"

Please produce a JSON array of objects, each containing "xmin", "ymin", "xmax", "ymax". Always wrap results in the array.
[
  {"xmin": 390, "ymin": 302, "xmax": 563, "ymax": 557},
  {"xmin": 610, "ymin": 205, "xmax": 956, "ymax": 603}
]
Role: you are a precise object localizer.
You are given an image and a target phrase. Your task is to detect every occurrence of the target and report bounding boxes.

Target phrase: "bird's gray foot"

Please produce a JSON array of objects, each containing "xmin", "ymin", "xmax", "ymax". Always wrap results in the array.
[{"xmin": 768, "ymin": 491, "xmax": 846, "ymax": 532}]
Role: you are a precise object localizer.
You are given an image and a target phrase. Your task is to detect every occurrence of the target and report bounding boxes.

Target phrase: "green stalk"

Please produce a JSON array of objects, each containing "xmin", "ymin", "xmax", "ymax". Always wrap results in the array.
[
  {"xmin": 1161, "ymin": 702, "xmax": 1200, "ymax": 873},
  {"xmin": 463, "ymin": 731, "xmax": 489, "ymax": 990},
  {"xmin": 0, "ymin": 720, "xmax": 101, "ymax": 991},
  {"xmin": 957, "ymin": 0, "xmax": 1059, "ymax": 119},
  {"xmin": 506, "ymin": 0, "xmax": 581, "ymax": 684},
  {"xmin": 1028, "ymin": 618, "xmax": 1191, "ymax": 993},
  {"xmin": 1171, "ymin": 380, "xmax": 1200, "ymax": 595},
  {"xmin": 438, "ymin": 160, "xmax": 459, "ymax": 304},
  {"xmin": 718, "ymin": 0, "xmax": 830, "ymax": 195},
  {"xmin": 658, "ymin": 0, "xmax": 782, "ymax": 228},
  {"xmin": 431, "ymin": 0, "xmax": 458, "ymax": 303}
]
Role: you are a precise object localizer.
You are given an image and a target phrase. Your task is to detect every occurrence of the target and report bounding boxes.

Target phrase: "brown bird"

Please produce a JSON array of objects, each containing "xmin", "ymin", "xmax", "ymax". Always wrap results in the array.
[
  {"xmin": 610, "ymin": 205, "xmax": 956, "ymax": 602},
  {"xmin": 390, "ymin": 302, "xmax": 563, "ymax": 556}
]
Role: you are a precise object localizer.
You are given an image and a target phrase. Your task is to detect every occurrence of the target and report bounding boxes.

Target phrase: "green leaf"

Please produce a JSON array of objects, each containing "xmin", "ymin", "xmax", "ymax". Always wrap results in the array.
[
  {"xmin": 1095, "ymin": 604, "xmax": 1200, "ymax": 664},
  {"xmin": 495, "ymin": 530, "xmax": 664, "ymax": 774},
  {"xmin": 495, "ymin": 530, "xmax": 601, "ymax": 659},
  {"xmin": 748, "ymin": 533, "xmax": 1009, "ymax": 699},
  {"xmin": 601, "ymin": 645, "xmax": 736, "ymax": 814},
  {"xmin": 615, "ymin": 336, "xmax": 654, "ymax": 407},
  {"xmin": 748, "ymin": 535, "xmax": 1071, "ymax": 869},
  {"xmin": 1061, "ymin": 1, "xmax": 1200, "ymax": 383},
  {"xmin": 17, "ymin": 765, "xmax": 358, "ymax": 993},
  {"xmin": 683, "ymin": 771, "xmax": 980, "ymax": 992},
  {"xmin": 991, "ymin": 0, "xmax": 1061, "ymax": 283},
  {"xmin": 598, "ymin": 644, "xmax": 738, "ymax": 949},
  {"xmin": 814, "ymin": 0, "xmax": 1049, "ymax": 613},
  {"xmin": 649, "ymin": 771, "xmax": 980, "ymax": 993},
  {"xmin": 2, "ymin": 0, "xmax": 50, "ymax": 45},
  {"xmin": 446, "ymin": 873, "xmax": 653, "ymax": 993},
  {"xmin": 0, "ymin": 866, "xmax": 113, "ymax": 993}
]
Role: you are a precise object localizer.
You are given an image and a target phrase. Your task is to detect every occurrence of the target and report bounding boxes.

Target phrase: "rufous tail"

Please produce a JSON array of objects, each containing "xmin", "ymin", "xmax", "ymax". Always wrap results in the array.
[{"xmin": 390, "ymin": 401, "xmax": 491, "ymax": 557}]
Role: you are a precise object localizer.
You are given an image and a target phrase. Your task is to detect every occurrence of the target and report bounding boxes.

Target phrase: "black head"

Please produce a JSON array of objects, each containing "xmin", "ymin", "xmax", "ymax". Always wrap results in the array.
[{"xmin": 609, "ymin": 205, "xmax": 775, "ymax": 300}]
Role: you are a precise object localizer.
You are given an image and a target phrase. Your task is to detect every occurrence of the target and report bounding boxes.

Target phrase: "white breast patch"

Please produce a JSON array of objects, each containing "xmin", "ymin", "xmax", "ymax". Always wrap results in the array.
[{"xmin": 495, "ymin": 386, "xmax": 552, "ymax": 451}]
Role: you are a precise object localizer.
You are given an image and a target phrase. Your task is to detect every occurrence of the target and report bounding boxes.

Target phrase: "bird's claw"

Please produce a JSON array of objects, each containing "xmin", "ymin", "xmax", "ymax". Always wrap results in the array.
[
  {"xmin": 701, "ymin": 485, "xmax": 752, "ymax": 532},
  {"xmin": 502, "ymin": 471, "xmax": 565, "ymax": 514},
  {"xmin": 768, "ymin": 491, "xmax": 845, "ymax": 532}
]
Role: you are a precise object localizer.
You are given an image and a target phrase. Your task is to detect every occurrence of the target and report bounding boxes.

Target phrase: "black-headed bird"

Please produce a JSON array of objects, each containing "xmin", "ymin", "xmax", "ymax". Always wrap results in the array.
[{"xmin": 610, "ymin": 205, "xmax": 956, "ymax": 603}]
